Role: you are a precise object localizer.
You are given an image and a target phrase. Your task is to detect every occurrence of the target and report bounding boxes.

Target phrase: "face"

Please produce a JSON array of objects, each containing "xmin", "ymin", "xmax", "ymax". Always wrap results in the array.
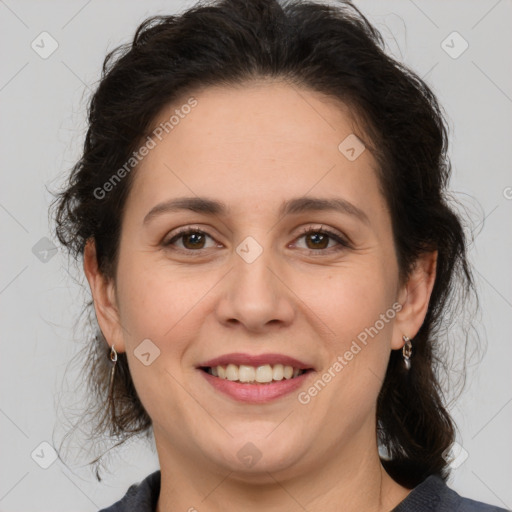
[{"xmin": 88, "ymin": 80, "xmax": 428, "ymax": 481}]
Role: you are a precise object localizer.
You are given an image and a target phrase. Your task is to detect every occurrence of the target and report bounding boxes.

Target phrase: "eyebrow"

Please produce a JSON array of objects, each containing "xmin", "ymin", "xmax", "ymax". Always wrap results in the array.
[{"xmin": 143, "ymin": 195, "xmax": 370, "ymax": 226}]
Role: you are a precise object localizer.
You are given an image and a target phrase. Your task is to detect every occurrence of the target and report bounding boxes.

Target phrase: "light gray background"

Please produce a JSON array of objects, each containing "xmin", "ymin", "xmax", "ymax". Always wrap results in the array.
[{"xmin": 1, "ymin": 0, "xmax": 511, "ymax": 510}]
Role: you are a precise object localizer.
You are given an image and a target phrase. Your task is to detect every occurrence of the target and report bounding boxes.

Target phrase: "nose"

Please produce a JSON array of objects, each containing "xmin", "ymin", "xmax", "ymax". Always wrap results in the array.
[{"xmin": 215, "ymin": 244, "xmax": 295, "ymax": 333}]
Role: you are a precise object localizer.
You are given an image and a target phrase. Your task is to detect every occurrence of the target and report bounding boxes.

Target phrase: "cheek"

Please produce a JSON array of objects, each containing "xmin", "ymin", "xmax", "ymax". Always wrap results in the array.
[
  {"xmin": 307, "ymin": 264, "xmax": 396, "ymax": 345},
  {"xmin": 114, "ymin": 257, "xmax": 206, "ymax": 423},
  {"xmin": 116, "ymin": 252, "xmax": 211, "ymax": 342},
  {"xmin": 300, "ymin": 270, "xmax": 396, "ymax": 427},
  {"xmin": 336, "ymin": 270, "xmax": 396, "ymax": 367}
]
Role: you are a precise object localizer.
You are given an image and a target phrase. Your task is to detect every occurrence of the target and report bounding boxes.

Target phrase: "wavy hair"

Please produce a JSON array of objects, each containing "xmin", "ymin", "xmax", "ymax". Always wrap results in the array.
[{"xmin": 52, "ymin": 0, "xmax": 477, "ymax": 487}]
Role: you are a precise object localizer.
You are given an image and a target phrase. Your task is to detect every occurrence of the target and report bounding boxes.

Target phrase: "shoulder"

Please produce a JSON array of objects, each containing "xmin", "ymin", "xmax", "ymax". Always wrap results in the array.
[
  {"xmin": 98, "ymin": 470, "xmax": 161, "ymax": 512},
  {"xmin": 393, "ymin": 474, "xmax": 509, "ymax": 512}
]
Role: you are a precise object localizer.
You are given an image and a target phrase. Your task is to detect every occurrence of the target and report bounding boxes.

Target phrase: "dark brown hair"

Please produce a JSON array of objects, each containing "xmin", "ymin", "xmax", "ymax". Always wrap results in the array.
[{"xmin": 52, "ymin": 0, "xmax": 476, "ymax": 487}]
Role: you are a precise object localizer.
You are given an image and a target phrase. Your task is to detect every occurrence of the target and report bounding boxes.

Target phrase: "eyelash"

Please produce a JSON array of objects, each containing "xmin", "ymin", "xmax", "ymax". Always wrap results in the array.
[{"xmin": 163, "ymin": 225, "xmax": 351, "ymax": 256}]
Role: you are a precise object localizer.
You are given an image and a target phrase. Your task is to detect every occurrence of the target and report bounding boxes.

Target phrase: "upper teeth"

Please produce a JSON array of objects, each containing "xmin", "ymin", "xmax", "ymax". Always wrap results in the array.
[{"xmin": 209, "ymin": 364, "xmax": 302, "ymax": 383}]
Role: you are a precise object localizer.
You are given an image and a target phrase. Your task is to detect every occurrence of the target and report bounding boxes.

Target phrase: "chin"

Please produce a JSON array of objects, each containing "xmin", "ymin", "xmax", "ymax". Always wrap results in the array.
[{"xmin": 205, "ymin": 433, "xmax": 308, "ymax": 478}]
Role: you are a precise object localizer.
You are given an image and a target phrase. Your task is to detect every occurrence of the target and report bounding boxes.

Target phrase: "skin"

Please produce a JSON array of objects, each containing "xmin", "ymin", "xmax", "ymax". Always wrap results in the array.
[{"xmin": 84, "ymin": 80, "xmax": 437, "ymax": 512}]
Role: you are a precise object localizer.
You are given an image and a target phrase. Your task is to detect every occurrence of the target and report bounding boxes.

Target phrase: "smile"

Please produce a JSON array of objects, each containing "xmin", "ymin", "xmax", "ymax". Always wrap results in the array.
[{"xmin": 201, "ymin": 364, "xmax": 309, "ymax": 384}]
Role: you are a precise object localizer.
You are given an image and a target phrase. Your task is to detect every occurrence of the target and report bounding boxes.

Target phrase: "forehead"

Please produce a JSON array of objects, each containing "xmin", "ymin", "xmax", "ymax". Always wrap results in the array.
[{"xmin": 126, "ymin": 80, "xmax": 385, "ymax": 220}]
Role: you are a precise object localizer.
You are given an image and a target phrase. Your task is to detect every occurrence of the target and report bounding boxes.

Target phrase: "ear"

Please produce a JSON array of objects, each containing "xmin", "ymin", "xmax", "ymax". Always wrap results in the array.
[
  {"xmin": 391, "ymin": 250, "xmax": 438, "ymax": 350},
  {"xmin": 83, "ymin": 238, "xmax": 126, "ymax": 353}
]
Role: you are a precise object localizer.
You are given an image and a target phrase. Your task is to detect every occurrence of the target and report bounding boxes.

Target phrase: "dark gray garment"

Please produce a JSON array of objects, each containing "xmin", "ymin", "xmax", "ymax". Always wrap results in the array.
[{"xmin": 98, "ymin": 470, "xmax": 509, "ymax": 511}]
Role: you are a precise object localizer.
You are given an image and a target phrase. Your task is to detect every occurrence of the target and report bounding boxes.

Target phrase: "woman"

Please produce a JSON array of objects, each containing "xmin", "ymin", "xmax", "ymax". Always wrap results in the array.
[{"xmin": 52, "ymin": 0, "xmax": 508, "ymax": 510}]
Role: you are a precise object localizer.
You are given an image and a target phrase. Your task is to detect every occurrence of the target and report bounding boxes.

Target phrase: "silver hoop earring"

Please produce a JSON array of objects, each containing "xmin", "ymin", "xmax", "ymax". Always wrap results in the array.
[
  {"xmin": 108, "ymin": 344, "xmax": 118, "ymax": 396},
  {"xmin": 402, "ymin": 335, "xmax": 412, "ymax": 370}
]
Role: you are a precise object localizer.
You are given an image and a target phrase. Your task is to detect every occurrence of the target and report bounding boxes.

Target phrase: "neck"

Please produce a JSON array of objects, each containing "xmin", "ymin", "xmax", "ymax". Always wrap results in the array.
[{"xmin": 154, "ymin": 422, "xmax": 410, "ymax": 512}]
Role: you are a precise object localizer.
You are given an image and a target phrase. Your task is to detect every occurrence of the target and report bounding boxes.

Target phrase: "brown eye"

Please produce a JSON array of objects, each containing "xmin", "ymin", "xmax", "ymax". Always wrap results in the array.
[
  {"xmin": 304, "ymin": 232, "xmax": 330, "ymax": 250},
  {"xmin": 165, "ymin": 229, "xmax": 217, "ymax": 251},
  {"xmin": 294, "ymin": 226, "xmax": 350, "ymax": 254},
  {"xmin": 181, "ymin": 232, "xmax": 207, "ymax": 249}
]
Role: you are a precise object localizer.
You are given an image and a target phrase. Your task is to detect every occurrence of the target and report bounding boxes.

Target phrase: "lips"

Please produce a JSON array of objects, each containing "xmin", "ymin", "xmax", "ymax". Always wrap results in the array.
[
  {"xmin": 199, "ymin": 353, "xmax": 313, "ymax": 370},
  {"xmin": 197, "ymin": 353, "xmax": 315, "ymax": 402}
]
